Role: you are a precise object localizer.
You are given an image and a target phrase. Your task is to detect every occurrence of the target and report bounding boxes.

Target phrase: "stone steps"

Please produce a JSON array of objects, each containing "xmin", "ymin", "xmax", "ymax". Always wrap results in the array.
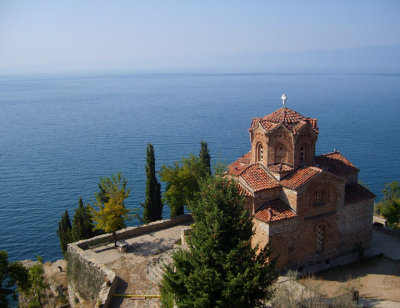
[{"xmin": 147, "ymin": 248, "xmax": 177, "ymax": 284}]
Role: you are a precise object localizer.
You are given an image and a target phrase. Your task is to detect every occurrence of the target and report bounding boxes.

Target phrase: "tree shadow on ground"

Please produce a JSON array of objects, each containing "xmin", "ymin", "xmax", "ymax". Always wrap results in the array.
[
  {"xmin": 127, "ymin": 238, "xmax": 175, "ymax": 256},
  {"xmin": 317, "ymin": 256, "xmax": 400, "ymax": 282}
]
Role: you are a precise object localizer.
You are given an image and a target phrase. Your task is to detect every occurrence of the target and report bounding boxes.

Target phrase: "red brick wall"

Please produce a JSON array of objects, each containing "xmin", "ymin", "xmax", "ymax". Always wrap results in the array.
[
  {"xmin": 254, "ymin": 188, "xmax": 281, "ymax": 211},
  {"xmin": 267, "ymin": 129, "xmax": 294, "ymax": 166},
  {"xmin": 293, "ymin": 128, "xmax": 317, "ymax": 168},
  {"xmin": 337, "ymin": 198, "xmax": 374, "ymax": 251}
]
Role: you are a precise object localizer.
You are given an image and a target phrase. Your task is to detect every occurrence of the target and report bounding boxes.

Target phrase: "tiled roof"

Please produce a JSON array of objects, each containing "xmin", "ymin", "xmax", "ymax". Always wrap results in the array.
[
  {"xmin": 268, "ymin": 164, "xmax": 294, "ymax": 173},
  {"xmin": 280, "ymin": 166, "xmax": 322, "ymax": 189},
  {"xmin": 250, "ymin": 107, "xmax": 318, "ymax": 135},
  {"xmin": 255, "ymin": 199, "xmax": 297, "ymax": 222},
  {"xmin": 236, "ymin": 183, "xmax": 252, "ymax": 197},
  {"xmin": 240, "ymin": 164, "xmax": 280, "ymax": 192},
  {"xmin": 345, "ymin": 183, "xmax": 376, "ymax": 204},
  {"xmin": 315, "ymin": 152, "xmax": 359, "ymax": 176},
  {"xmin": 227, "ymin": 152, "xmax": 251, "ymax": 176},
  {"xmin": 263, "ymin": 107, "xmax": 307, "ymax": 123}
]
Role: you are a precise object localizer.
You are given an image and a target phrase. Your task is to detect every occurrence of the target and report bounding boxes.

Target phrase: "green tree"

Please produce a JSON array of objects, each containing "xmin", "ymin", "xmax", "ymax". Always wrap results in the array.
[
  {"xmin": 20, "ymin": 256, "xmax": 49, "ymax": 308},
  {"xmin": 0, "ymin": 251, "xmax": 30, "ymax": 307},
  {"xmin": 71, "ymin": 197, "xmax": 95, "ymax": 242},
  {"xmin": 376, "ymin": 181, "xmax": 400, "ymax": 225},
  {"xmin": 160, "ymin": 154, "xmax": 209, "ymax": 218},
  {"xmin": 199, "ymin": 140, "xmax": 211, "ymax": 175},
  {"xmin": 160, "ymin": 177, "xmax": 278, "ymax": 307},
  {"xmin": 56, "ymin": 210, "xmax": 73, "ymax": 256},
  {"xmin": 88, "ymin": 173, "xmax": 132, "ymax": 246},
  {"xmin": 142, "ymin": 144, "xmax": 163, "ymax": 224}
]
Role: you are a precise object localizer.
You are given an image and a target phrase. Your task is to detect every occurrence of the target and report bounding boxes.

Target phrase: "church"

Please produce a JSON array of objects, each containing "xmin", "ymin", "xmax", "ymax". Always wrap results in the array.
[{"xmin": 227, "ymin": 95, "xmax": 375, "ymax": 270}]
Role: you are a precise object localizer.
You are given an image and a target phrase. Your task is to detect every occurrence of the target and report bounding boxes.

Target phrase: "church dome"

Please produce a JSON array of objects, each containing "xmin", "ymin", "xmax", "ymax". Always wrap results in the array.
[{"xmin": 250, "ymin": 107, "xmax": 318, "ymax": 135}]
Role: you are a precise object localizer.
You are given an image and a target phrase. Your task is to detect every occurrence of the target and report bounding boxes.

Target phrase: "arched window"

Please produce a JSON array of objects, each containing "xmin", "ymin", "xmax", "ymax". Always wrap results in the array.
[
  {"xmin": 313, "ymin": 190, "xmax": 326, "ymax": 207},
  {"xmin": 256, "ymin": 143, "xmax": 263, "ymax": 162},
  {"xmin": 316, "ymin": 224, "xmax": 325, "ymax": 253}
]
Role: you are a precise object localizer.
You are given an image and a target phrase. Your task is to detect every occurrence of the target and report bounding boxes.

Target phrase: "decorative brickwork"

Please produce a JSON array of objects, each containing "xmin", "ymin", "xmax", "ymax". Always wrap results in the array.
[{"xmin": 228, "ymin": 102, "xmax": 375, "ymax": 270}]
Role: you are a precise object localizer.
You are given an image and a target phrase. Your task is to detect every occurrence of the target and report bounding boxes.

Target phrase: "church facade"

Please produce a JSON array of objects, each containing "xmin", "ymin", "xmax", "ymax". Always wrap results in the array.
[{"xmin": 227, "ymin": 96, "xmax": 375, "ymax": 270}]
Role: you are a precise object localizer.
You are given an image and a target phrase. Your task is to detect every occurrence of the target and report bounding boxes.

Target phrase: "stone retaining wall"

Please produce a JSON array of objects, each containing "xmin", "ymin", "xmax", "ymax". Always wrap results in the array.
[{"xmin": 66, "ymin": 243, "xmax": 117, "ymax": 307}]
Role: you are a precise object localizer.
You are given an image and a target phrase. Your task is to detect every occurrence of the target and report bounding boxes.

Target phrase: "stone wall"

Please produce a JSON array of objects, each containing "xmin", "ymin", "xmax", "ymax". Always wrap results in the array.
[
  {"xmin": 67, "ymin": 214, "xmax": 193, "ymax": 307},
  {"xmin": 77, "ymin": 214, "xmax": 192, "ymax": 249},
  {"xmin": 338, "ymin": 198, "xmax": 374, "ymax": 252},
  {"xmin": 66, "ymin": 243, "xmax": 117, "ymax": 307},
  {"xmin": 253, "ymin": 188, "xmax": 281, "ymax": 211}
]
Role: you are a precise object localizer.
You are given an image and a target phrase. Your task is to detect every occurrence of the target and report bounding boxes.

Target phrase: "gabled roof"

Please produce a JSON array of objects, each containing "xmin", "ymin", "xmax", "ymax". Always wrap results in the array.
[
  {"xmin": 315, "ymin": 151, "xmax": 359, "ymax": 176},
  {"xmin": 236, "ymin": 183, "xmax": 252, "ymax": 197},
  {"xmin": 255, "ymin": 199, "xmax": 297, "ymax": 222},
  {"xmin": 240, "ymin": 164, "xmax": 280, "ymax": 192},
  {"xmin": 250, "ymin": 107, "xmax": 318, "ymax": 135},
  {"xmin": 345, "ymin": 183, "xmax": 376, "ymax": 203},
  {"xmin": 227, "ymin": 152, "xmax": 251, "ymax": 176},
  {"xmin": 280, "ymin": 166, "xmax": 322, "ymax": 190}
]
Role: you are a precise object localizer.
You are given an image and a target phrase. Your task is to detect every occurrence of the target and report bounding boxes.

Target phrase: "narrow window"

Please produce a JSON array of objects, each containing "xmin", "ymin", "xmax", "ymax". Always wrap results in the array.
[
  {"xmin": 316, "ymin": 224, "xmax": 325, "ymax": 253},
  {"xmin": 313, "ymin": 190, "xmax": 325, "ymax": 207},
  {"xmin": 300, "ymin": 146, "xmax": 305, "ymax": 163},
  {"xmin": 257, "ymin": 144, "xmax": 263, "ymax": 162}
]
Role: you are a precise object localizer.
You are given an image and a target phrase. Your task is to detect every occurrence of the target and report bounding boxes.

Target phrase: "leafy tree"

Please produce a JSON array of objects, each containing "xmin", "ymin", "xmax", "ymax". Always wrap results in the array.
[
  {"xmin": 71, "ymin": 197, "xmax": 95, "ymax": 242},
  {"xmin": 142, "ymin": 144, "xmax": 163, "ymax": 224},
  {"xmin": 199, "ymin": 140, "xmax": 211, "ymax": 175},
  {"xmin": 0, "ymin": 251, "xmax": 30, "ymax": 307},
  {"xmin": 97, "ymin": 181, "xmax": 109, "ymax": 205},
  {"xmin": 88, "ymin": 173, "xmax": 132, "ymax": 246},
  {"xmin": 160, "ymin": 154, "xmax": 209, "ymax": 218},
  {"xmin": 56, "ymin": 210, "xmax": 73, "ymax": 256},
  {"xmin": 160, "ymin": 177, "xmax": 278, "ymax": 307},
  {"xmin": 20, "ymin": 256, "xmax": 49, "ymax": 308},
  {"xmin": 376, "ymin": 181, "xmax": 400, "ymax": 225}
]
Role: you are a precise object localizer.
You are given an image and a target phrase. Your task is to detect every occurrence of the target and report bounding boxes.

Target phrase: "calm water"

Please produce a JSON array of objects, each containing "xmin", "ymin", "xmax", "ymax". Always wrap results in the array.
[{"xmin": 0, "ymin": 72, "xmax": 399, "ymax": 262}]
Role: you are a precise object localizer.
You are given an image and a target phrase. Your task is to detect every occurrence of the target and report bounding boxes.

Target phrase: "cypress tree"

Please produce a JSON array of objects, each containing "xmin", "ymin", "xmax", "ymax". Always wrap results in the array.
[
  {"xmin": 71, "ymin": 197, "xmax": 95, "ymax": 242},
  {"xmin": 56, "ymin": 210, "xmax": 73, "ymax": 256},
  {"xmin": 142, "ymin": 144, "xmax": 163, "ymax": 223},
  {"xmin": 199, "ymin": 140, "xmax": 211, "ymax": 175},
  {"xmin": 161, "ymin": 177, "xmax": 277, "ymax": 307}
]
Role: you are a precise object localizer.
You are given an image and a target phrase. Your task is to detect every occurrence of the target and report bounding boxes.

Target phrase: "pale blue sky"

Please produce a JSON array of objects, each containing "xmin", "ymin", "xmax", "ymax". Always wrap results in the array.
[{"xmin": 1, "ymin": 0, "xmax": 399, "ymax": 73}]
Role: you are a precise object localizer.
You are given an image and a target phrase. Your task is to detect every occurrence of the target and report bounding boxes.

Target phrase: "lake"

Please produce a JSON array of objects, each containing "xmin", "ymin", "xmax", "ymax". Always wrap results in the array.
[{"xmin": 0, "ymin": 72, "xmax": 399, "ymax": 261}]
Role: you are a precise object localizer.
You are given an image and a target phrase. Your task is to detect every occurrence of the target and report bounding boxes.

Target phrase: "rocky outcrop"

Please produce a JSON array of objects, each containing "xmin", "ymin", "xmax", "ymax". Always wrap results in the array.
[{"xmin": 19, "ymin": 259, "xmax": 69, "ymax": 308}]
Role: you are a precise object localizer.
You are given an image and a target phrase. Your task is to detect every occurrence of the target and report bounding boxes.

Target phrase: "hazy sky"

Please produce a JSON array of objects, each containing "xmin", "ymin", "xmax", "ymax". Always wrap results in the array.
[{"xmin": 1, "ymin": 0, "xmax": 399, "ymax": 73}]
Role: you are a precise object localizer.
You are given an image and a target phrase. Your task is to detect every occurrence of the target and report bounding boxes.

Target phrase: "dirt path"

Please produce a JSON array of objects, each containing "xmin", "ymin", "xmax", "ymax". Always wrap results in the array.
[{"xmin": 316, "ymin": 256, "xmax": 400, "ymax": 302}]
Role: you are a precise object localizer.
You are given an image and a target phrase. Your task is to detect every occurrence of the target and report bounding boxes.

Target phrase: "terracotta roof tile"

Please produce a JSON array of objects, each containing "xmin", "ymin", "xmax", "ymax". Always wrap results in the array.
[
  {"xmin": 345, "ymin": 183, "xmax": 376, "ymax": 204},
  {"xmin": 227, "ymin": 152, "xmax": 251, "ymax": 176},
  {"xmin": 280, "ymin": 166, "xmax": 321, "ymax": 189},
  {"xmin": 236, "ymin": 183, "xmax": 252, "ymax": 197},
  {"xmin": 255, "ymin": 199, "xmax": 297, "ymax": 222},
  {"xmin": 268, "ymin": 164, "xmax": 294, "ymax": 173},
  {"xmin": 315, "ymin": 152, "xmax": 359, "ymax": 176},
  {"xmin": 250, "ymin": 107, "xmax": 318, "ymax": 135},
  {"xmin": 240, "ymin": 164, "xmax": 280, "ymax": 192},
  {"xmin": 263, "ymin": 108, "xmax": 307, "ymax": 123}
]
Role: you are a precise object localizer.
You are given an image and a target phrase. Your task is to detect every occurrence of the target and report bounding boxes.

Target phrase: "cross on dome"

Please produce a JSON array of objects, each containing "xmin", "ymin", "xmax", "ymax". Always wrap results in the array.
[{"xmin": 281, "ymin": 94, "xmax": 287, "ymax": 107}]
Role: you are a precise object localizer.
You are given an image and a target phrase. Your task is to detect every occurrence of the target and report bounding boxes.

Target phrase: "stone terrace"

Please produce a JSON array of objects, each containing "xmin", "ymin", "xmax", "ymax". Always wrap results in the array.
[
  {"xmin": 69, "ymin": 216, "xmax": 192, "ymax": 308},
  {"xmin": 89, "ymin": 222, "xmax": 191, "ymax": 308}
]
